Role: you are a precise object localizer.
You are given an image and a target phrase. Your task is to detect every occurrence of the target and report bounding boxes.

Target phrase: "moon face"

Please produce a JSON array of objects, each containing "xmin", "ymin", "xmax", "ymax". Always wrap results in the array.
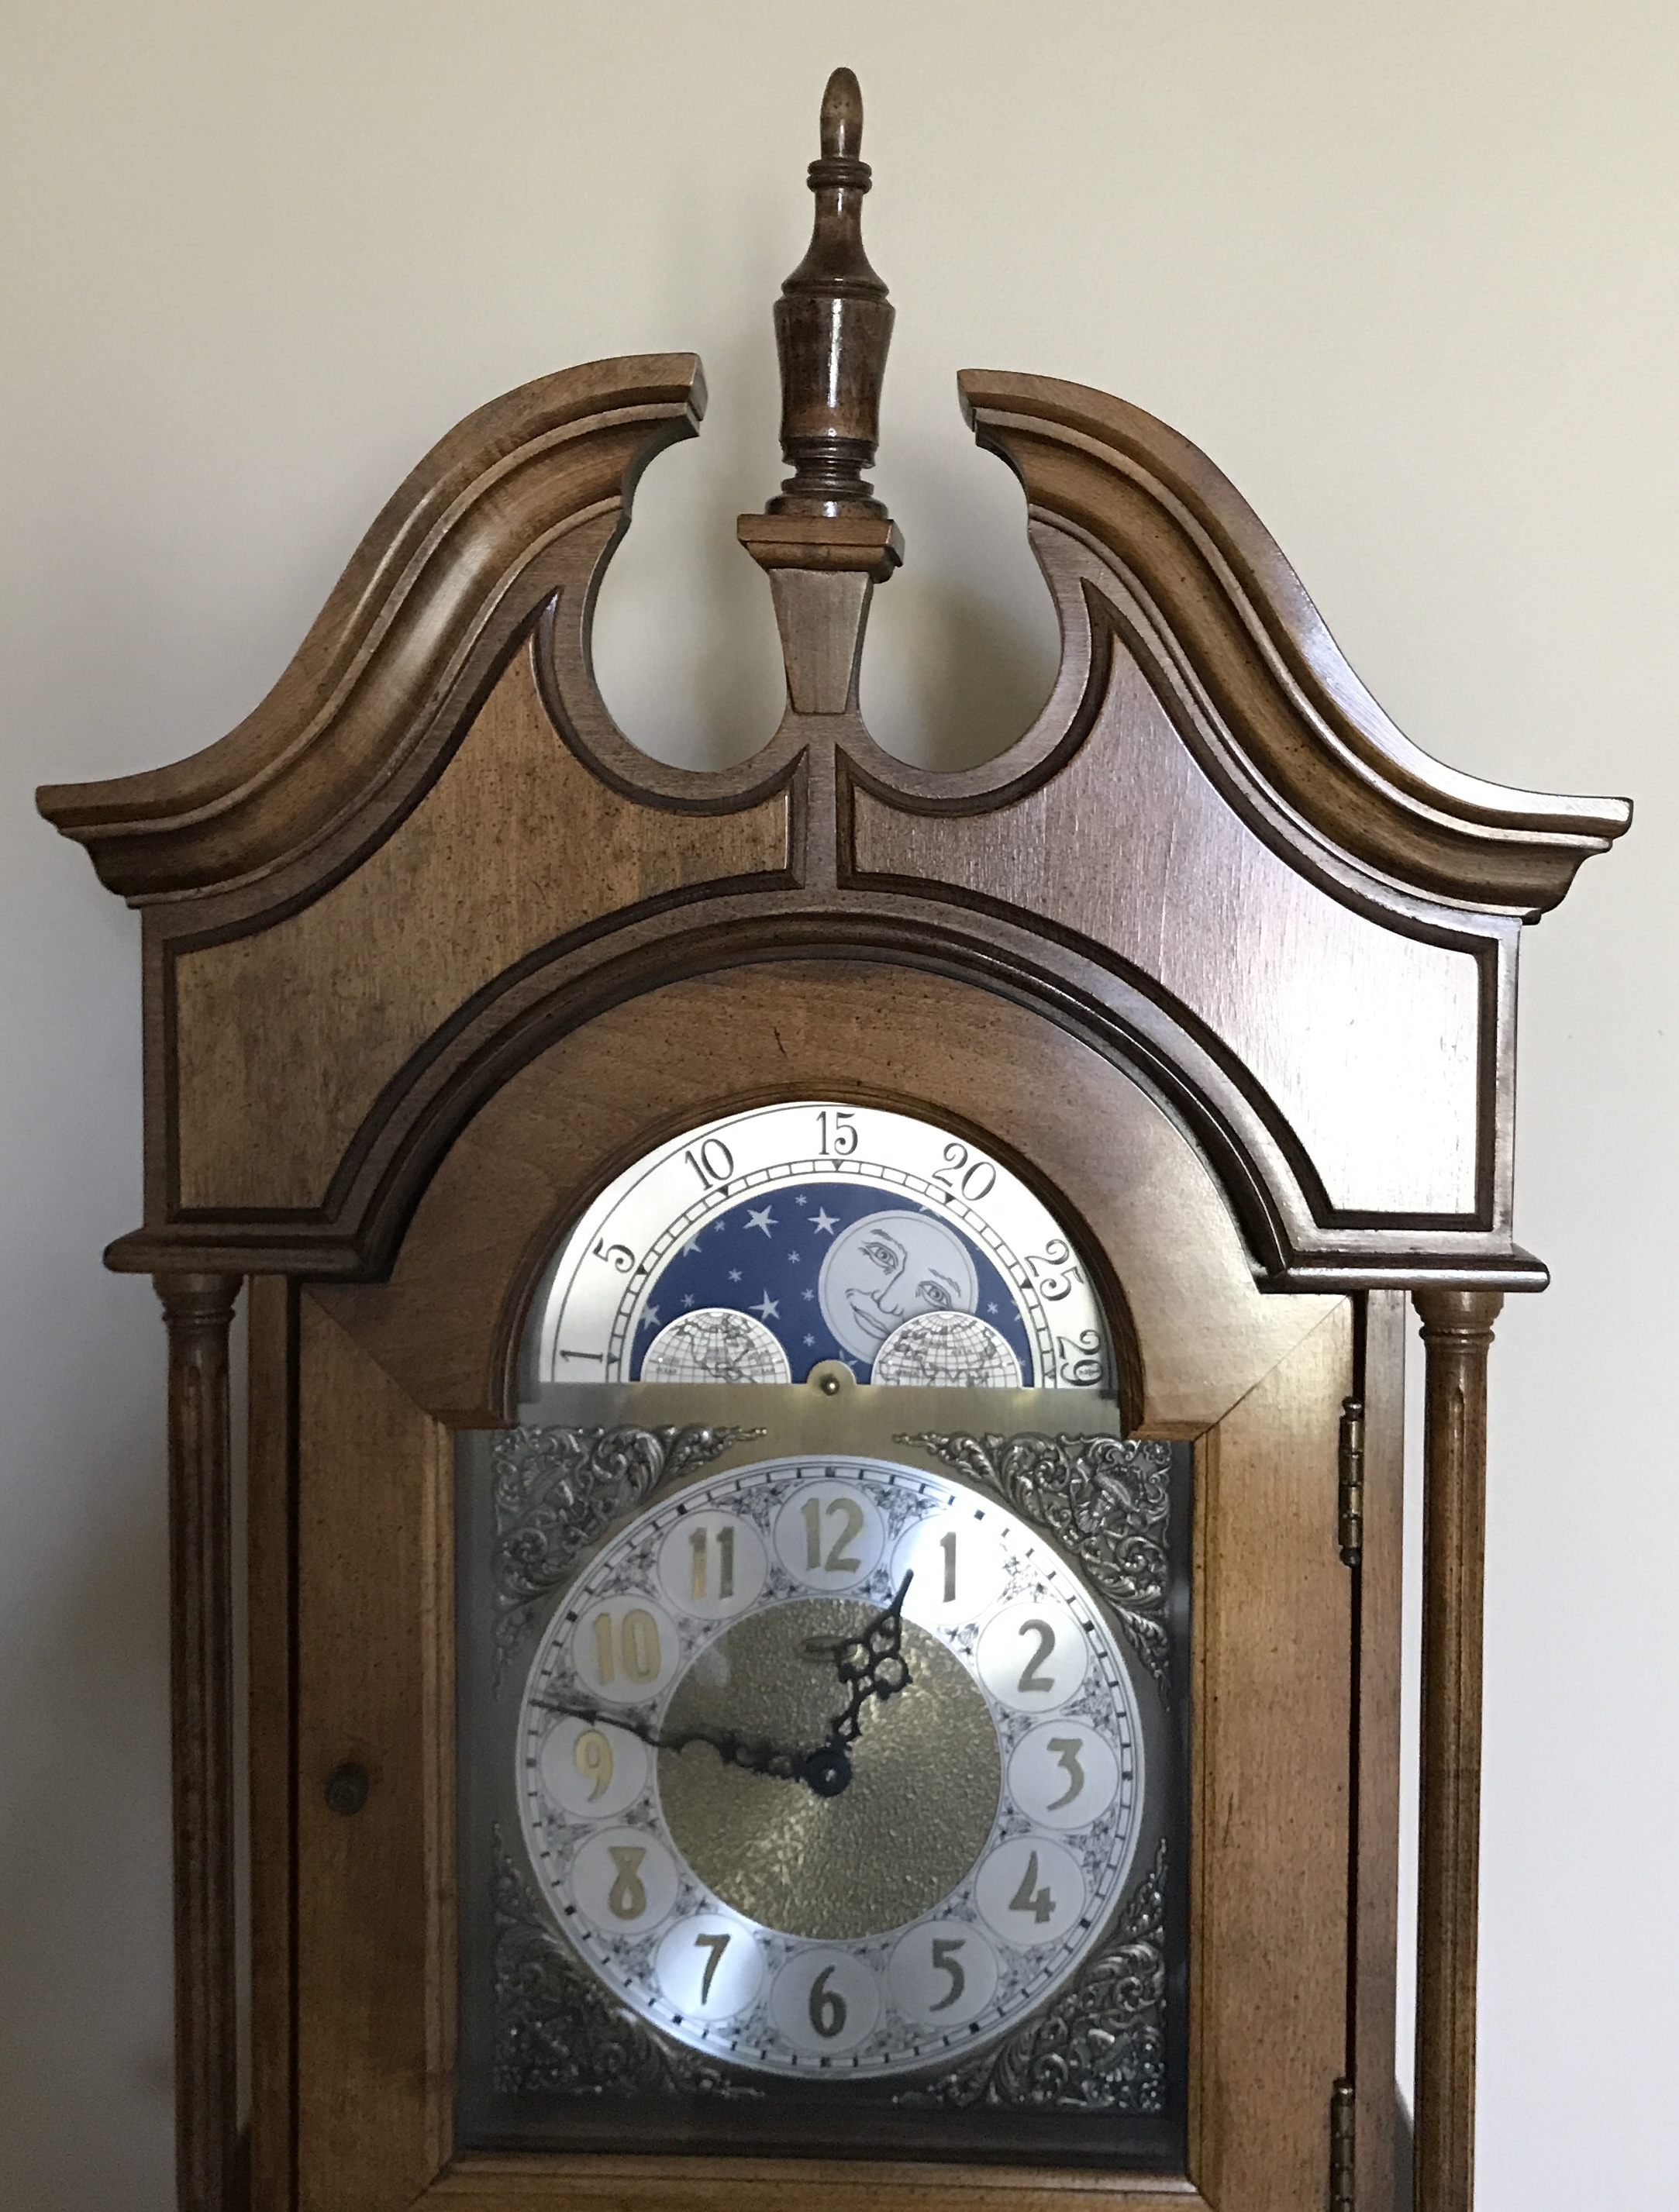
[{"xmin": 817, "ymin": 1211, "xmax": 981, "ymax": 1367}]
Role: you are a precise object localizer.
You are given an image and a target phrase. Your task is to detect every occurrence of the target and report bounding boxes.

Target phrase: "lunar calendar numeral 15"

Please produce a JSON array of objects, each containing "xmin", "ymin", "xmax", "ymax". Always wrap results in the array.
[
  {"xmin": 815, "ymin": 1108, "xmax": 857, "ymax": 1156},
  {"xmin": 933, "ymin": 1140, "xmax": 997, "ymax": 1203}
]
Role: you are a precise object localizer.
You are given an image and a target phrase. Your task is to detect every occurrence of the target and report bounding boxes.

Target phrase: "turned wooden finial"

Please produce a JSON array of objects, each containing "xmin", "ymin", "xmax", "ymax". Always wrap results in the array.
[{"xmin": 767, "ymin": 66, "xmax": 895, "ymax": 519}]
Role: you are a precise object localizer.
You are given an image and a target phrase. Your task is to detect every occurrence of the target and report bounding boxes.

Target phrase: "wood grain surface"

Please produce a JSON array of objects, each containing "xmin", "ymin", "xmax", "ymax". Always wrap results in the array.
[
  {"xmin": 1188, "ymin": 1306, "xmax": 1353, "ymax": 2210},
  {"xmin": 174, "ymin": 645, "xmax": 789, "ymax": 1209},
  {"xmin": 312, "ymin": 960, "xmax": 1339, "ymax": 1432}
]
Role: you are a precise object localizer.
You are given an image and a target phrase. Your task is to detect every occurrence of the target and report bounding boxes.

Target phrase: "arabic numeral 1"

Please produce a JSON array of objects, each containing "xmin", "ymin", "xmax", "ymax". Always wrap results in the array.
[{"xmin": 1055, "ymin": 1328, "xmax": 1105, "ymax": 1387}]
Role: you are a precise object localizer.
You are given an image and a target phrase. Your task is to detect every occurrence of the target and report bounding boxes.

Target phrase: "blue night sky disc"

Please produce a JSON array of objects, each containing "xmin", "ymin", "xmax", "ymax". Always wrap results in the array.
[{"xmin": 628, "ymin": 1180, "xmax": 1035, "ymax": 1383}]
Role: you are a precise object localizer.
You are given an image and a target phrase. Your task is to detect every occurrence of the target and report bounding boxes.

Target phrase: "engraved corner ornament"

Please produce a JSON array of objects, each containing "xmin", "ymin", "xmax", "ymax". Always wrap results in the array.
[
  {"xmin": 901, "ymin": 1434, "xmax": 1174, "ymax": 1692},
  {"xmin": 489, "ymin": 1424, "xmax": 760, "ymax": 1677},
  {"xmin": 898, "ymin": 1840, "xmax": 1168, "ymax": 2115}
]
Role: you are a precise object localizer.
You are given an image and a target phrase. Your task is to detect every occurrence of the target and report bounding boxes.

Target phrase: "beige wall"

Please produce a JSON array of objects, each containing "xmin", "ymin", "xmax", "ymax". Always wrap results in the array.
[{"xmin": 2, "ymin": 4, "xmax": 1674, "ymax": 2206}]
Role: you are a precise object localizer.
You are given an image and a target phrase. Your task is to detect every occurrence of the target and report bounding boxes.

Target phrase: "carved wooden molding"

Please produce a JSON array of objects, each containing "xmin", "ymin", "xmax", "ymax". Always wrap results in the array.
[
  {"xmin": 958, "ymin": 370, "xmax": 1629, "ymax": 918},
  {"xmin": 37, "ymin": 353, "xmax": 707, "ymax": 901}
]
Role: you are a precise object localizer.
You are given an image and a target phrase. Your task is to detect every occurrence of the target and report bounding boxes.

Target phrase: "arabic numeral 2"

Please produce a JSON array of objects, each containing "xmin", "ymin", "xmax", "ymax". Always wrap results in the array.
[
  {"xmin": 816, "ymin": 1108, "xmax": 857, "ymax": 1157},
  {"xmin": 1055, "ymin": 1328, "xmax": 1105, "ymax": 1387},
  {"xmin": 933, "ymin": 1140, "xmax": 997, "ymax": 1204},
  {"xmin": 684, "ymin": 1138, "xmax": 734, "ymax": 1188}
]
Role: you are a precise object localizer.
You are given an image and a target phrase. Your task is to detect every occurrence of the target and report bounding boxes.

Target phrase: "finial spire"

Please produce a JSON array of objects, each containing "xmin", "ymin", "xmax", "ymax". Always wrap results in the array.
[{"xmin": 767, "ymin": 67, "xmax": 895, "ymax": 519}]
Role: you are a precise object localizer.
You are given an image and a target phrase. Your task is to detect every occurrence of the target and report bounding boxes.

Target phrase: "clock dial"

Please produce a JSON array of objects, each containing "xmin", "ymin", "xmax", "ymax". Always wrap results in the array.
[
  {"xmin": 533, "ymin": 1101, "xmax": 1108, "ymax": 1390},
  {"xmin": 515, "ymin": 1454, "xmax": 1145, "ymax": 2077}
]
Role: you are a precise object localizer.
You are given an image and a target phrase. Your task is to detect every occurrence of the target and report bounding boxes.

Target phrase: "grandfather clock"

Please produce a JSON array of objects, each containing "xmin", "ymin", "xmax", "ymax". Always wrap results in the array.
[{"xmin": 39, "ymin": 70, "xmax": 1627, "ymax": 2212}]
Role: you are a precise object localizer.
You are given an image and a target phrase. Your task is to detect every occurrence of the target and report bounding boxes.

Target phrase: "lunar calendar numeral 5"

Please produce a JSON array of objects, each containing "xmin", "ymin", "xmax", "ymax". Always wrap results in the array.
[
  {"xmin": 933, "ymin": 1140, "xmax": 997, "ymax": 1203},
  {"xmin": 929, "ymin": 1937, "xmax": 967, "ymax": 2010},
  {"xmin": 684, "ymin": 1139, "xmax": 735, "ymax": 1188},
  {"xmin": 593, "ymin": 1609, "xmax": 662, "ymax": 1685},
  {"xmin": 591, "ymin": 1239, "xmax": 635, "ymax": 1273},
  {"xmin": 1008, "ymin": 1849, "xmax": 1057, "ymax": 1924},
  {"xmin": 816, "ymin": 1108, "xmax": 857, "ymax": 1156},
  {"xmin": 808, "ymin": 1966, "xmax": 847, "ymax": 2038}
]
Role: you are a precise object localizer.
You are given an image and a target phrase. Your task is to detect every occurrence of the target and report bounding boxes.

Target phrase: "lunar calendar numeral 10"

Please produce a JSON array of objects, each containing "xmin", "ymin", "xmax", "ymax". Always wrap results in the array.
[{"xmin": 683, "ymin": 1138, "xmax": 735, "ymax": 1187}]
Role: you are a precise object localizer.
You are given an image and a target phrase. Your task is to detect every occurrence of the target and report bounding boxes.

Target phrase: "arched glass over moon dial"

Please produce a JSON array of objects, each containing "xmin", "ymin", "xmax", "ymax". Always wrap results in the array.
[
  {"xmin": 516, "ymin": 1454, "xmax": 1146, "ymax": 2077},
  {"xmin": 533, "ymin": 1101, "xmax": 1110, "ymax": 1390}
]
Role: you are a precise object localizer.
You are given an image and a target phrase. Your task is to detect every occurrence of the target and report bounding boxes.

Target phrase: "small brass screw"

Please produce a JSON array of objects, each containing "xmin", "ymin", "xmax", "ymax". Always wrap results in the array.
[
  {"xmin": 819, "ymin": 1373, "xmax": 841, "ymax": 1396},
  {"xmin": 326, "ymin": 1762, "xmax": 370, "ymax": 1817}
]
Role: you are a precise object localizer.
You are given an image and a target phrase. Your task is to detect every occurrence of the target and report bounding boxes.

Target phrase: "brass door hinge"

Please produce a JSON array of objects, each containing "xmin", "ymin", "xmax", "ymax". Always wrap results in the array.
[
  {"xmin": 1337, "ymin": 1398, "xmax": 1365, "ymax": 1569},
  {"xmin": 1329, "ymin": 2076, "xmax": 1356, "ymax": 2209}
]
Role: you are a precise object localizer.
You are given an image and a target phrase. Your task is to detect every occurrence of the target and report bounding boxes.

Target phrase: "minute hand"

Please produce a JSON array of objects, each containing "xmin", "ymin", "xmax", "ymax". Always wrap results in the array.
[{"xmin": 533, "ymin": 1696, "xmax": 819, "ymax": 1787}]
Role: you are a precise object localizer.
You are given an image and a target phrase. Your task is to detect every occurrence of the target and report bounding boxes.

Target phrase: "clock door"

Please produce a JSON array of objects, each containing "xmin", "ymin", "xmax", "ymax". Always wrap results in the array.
[{"xmin": 268, "ymin": 961, "xmax": 1389, "ymax": 2212}]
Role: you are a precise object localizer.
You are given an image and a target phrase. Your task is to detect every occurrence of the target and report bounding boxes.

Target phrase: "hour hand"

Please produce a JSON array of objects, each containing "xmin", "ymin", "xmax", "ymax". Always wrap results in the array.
[{"xmin": 817, "ymin": 1569, "xmax": 915, "ymax": 1748}]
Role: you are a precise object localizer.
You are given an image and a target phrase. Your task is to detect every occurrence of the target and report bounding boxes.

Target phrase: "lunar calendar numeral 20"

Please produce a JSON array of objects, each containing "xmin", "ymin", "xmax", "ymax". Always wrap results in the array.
[{"xmin": 933, "ymin": 1140, "xmax": 997, "ymax": 1203}]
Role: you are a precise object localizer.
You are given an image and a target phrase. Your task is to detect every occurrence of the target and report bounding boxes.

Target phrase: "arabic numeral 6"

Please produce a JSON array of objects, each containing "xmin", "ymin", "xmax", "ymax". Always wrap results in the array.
[
  {"xmin": 808, "ymin": 1965, "xmax": 847, "ymax": 2039},
  {"xmin": 1055, "ymin": 1328, "xmax": 1105, "ymax": 1387},
  {"xmin": 933, "ymin": 1140, "xmax": 996, "ymax": 1204}
]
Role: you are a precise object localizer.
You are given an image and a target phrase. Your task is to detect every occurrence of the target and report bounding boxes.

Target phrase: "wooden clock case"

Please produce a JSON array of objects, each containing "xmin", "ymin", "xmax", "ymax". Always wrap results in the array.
[{"xmin": 37, "ymin": 71, "xmax": 1627, "ymax": 2212}]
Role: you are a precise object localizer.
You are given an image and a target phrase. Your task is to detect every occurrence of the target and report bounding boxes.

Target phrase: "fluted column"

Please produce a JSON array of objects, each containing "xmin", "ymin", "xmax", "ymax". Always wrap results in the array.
[
  {"xmin": 155, "ymin": 1272, "xmax": 243, "ymax": 2212},
  {"xmin": 1412, "ymin": 1287, "xmax": 1503, "ymax": 2212}
]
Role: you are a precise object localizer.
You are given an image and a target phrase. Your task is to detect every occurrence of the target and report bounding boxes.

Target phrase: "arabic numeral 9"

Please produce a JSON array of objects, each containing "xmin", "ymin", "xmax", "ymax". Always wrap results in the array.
[
  {"xmin": 1055, "ymin": 1328, "xmax": 1105, "ymax": 1387},
  {"xmin": 933, "ymin": 1140, "xmax": 996, "ymax": 1204},
  {"xmin": 808, "ymin": 1965, "xmax": 847, "ymax": 2039}
]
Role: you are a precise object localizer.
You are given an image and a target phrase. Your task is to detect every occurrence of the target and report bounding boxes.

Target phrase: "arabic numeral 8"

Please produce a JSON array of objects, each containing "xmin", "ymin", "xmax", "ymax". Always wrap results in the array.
[
  {"xmin": 816, "ymin": 1108, "xmax": 857, "ymax": 1157},
  {"xmin": 933, "ymin": 1140, "xmax": 996, "ymax": 1204}
]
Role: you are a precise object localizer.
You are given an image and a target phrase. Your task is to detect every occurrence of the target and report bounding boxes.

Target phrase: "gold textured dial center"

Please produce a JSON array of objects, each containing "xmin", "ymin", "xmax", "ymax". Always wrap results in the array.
[{"xmin": 657, "ymin": 1598, "xmax": 1002, "ymax": 1939}]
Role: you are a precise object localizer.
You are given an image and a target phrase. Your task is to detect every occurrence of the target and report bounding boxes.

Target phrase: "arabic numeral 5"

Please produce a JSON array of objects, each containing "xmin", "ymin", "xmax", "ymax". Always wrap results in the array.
[
  {"xmin": 1025, "ymin": 1238, "xmax": 1084, "ymax": 1303},
  {"xmin": 933, "ymin": 1140, "xmax": 997, "ymax": 1204},
  {"xmin": 816, "ymin": 1108, "xmax": 858, "ymax": 1157},
  {"xmin": 1055, "ymin": 1328, "xmax": 1105, "ymax": 1387}
]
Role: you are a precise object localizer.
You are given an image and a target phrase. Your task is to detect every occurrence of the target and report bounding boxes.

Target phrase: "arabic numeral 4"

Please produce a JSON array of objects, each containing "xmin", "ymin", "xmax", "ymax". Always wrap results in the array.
[
  {"xmin": 1055, "ymin": 1328, "xmax": 1105, "ymax": 1387},
  {"xmin": 1008, "ymin": 1849, "xmax": 1057, "ymax": 1925}
]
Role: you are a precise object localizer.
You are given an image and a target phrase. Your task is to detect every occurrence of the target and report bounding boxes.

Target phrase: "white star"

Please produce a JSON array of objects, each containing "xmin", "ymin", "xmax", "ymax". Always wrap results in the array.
[
  {"xmin": 746, "ymin": 1205, "xmax": 776, "ymax": 1237},
  {"xmin": 681, "ymin": 1294, "xmax": 695, "ymax": 1308},
  {"xmin": 811, "ymin": 1208, "xmax": 839, "ymax": 1235},
  {"xmin": 802, "ymin": 1288, "xmax": 815, "ymax": 1301},
  {"xmin": 795, "ymin": 1194, "xmax": 807, "ymax": 1207},
  {"xmin": 728, "ymin": 1268, "xmax": 742, "ymax": 1283},
  {"xmin": 786, "ymin": 1250, "xmax": 801, "ymax": 1265},
  {"xmin": 987, "ymin": 1301, "xmax": 999, "ymax": 1315},
  {"xmin": 803, "ymin": 1334, "xmax": 816, "ymax": 1347},
  {"xmin": 681, "ymin": 1239, "xmax": 702, "ymax": 1257},
  {"xmin": 640, "ymin": 1306, "xmax": 660, "ymax": 1328},
  {"xmin": 753, "ymin": 1293, "xmax": 781, "ymax": 1322}
]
